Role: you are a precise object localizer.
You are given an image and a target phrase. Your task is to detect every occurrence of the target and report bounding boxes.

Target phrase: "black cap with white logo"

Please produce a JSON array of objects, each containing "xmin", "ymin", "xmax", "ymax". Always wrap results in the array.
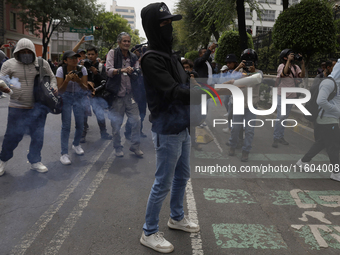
[{"xmin": 158, "ymin": 3, "xmax": 182, "ymax": 21}]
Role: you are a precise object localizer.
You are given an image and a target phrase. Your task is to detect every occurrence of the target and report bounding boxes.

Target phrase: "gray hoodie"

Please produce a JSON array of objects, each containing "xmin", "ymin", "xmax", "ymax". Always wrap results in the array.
[
  {"xmin": 316, "ymin": 59, "xmax": 340, "ymax": 123},
  {"xmin": 0, "ymin": 38, "xmax": 57, "ymax": 108}
]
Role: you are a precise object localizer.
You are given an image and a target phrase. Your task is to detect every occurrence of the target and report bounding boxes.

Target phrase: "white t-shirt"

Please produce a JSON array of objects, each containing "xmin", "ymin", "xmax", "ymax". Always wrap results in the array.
[{"xmin": 56, "ymin": 66, "xmax": 88, "ymax": 93}]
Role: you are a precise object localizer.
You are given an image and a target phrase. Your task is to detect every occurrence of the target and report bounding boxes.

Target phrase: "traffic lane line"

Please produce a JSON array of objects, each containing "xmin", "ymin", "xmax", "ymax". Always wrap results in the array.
[{"xmin": 9, "ymin": 140, "xmax": 111, "ymax": 255}]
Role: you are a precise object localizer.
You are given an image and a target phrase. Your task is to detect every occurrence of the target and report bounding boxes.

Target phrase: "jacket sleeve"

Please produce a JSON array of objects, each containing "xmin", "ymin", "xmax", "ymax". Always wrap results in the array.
[
  {"xmin": 106, "ymin": 50, "xmax": 115, "ymax": 77},
  {"xmin": 317, "ymin": 79, "xmax": 337, "ymax": 113},
  {"xmin": 194, "ymin": 49, "xmax": 212, "ymax": 67}
]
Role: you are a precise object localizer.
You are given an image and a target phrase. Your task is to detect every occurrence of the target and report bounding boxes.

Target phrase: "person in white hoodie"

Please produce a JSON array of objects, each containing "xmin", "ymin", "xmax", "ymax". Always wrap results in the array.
[
  {"xmin": 0, "ymin": 38, "xmax": 57, "ymax": 176},
  {"xmin": 296, "ymin": 59, "xmax": 340, "ymax": 181}
]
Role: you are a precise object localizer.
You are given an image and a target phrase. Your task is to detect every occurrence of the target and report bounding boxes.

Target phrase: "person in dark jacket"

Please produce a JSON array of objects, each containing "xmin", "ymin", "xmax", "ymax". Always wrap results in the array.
[
  {"xmin": 140, "ymin": 2, "xmax": 201, "ymax": 253},
  {"xmin": 193, "ymin": 43, "xmax": 217, "ymax": 84}
]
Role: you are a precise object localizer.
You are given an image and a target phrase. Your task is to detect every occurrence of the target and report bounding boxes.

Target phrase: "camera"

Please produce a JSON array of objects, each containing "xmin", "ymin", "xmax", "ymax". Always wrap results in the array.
[
  {"xmin": 294, "ymin": 54, "xmax": 303, "ymax": 61},
  {"xmin": 83, "ymin": 59, "xmax": 93, "ymax": 69},
  {"xmin": 245, "ymin": 61, "xmax": 253, "ymax": 67},
  {"xmin": 94, "ymin": 80, "xmax": 106, "ymax": 93},
  {"xmin": 69, "ymin": 70, "xmax": 83, "ymax": 78}
]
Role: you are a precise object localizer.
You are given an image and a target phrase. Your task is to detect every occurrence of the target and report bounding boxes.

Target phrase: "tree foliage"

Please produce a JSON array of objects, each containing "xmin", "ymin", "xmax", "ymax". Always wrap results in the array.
[
  {"xmin": 214, "ymin": 31, "xmax": 253, "ymax": 65},
  {"xmin": 93, "ymin": 11, "xmax": 140, "ymax": 52},
  {"xmin": 184, "ymin": 50, "xmax": 199, "ymax": 62},
  {"xmin": 7, "ymin": 0, "xmax": 99, "ymax": 59},
  {"xmin": 272, "ymin": 0, "xmax": 336, "ymax": 67}
]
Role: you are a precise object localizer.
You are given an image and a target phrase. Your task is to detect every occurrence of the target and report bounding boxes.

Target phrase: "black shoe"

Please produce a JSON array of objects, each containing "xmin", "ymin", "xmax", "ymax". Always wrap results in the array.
[
  {"xmin": 80, "ymin": 137, "xmax": 86, "ymax": 143},
  {"xmin": 241, "ymin": 150, "xmax": 249, "ymax": 162},
  {"xmin": 192, "ymin": 143, "xmax": 202, "ymax": 151},
  {"xmin": 279, "ymin": 138, "xmax": 289, "ymax": 145},
  {"xmin": 140, "ymin": 132, "xmax": 147, "ymax": 138},
  {"xmin": 101, "ymin": 132, "xmax": 112, "ymax": 140},
  {"xmin": 228, "ymin": 148, "xmax": 236, "ymax": 156},
  {"xmin": 272, "ymin": 139, "xmax": 279, "ymax": 148}
]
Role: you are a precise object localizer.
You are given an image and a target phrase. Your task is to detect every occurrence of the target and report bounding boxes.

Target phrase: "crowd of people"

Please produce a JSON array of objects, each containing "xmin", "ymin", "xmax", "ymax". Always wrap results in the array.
[{"xmin": 0, "ymin": 1, "xmax": 339, "ymax": 253}]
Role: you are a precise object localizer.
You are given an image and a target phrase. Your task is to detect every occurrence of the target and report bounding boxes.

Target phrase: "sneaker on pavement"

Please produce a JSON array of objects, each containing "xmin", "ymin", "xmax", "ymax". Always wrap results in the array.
[
  {"xmin": 130, "ymin": 147, "xmax": 144, "ymax": 157},
  {"xmin": 228, "ymin": 147, "xmax": 236, "ymax": 156},
  {"xmin": 115, "ymin": 148, "xmax": 124, "ymax": 157},
  {"xmin": 60, "ymin": 154, "xmax": 71, "ymax": 165},
  {"xmin": 140, "ymin": 231, "xmax": 174, "ymax": 253},
  {"xmin": 222, "ymin": 127, "xmax": 230, "ymax": 133},
  {"xmin": 72, "ymin": 145, "xmax": 84, "ymax": 155},
  {"xmin": 31, "ymin": 162, "xmax": 48, "ymax": 173},
  {"xmin": 168, "ymin": 215, "xmax": 200, "ymax": 233},
  {"xmin": 272, "ymin": 139, "xmax": 279, "ymax": 148},
  {"xmin": 279, "ymin": 137, "xmax": 289, "ymax": 145},
  {"xmin": 296, "ymin": 159, "xmax": 310, "ymax": 172},
  {"xmin": 0, "ymin": 160, "xmax": 7, "ymax": 176},
  {"xmin": 241, "ymin": 150, "xmax": 249, "ymax": 162},
  {"xmin": 330, "ymin": 172, "xmax": 340, "ymax": 182},
  {"xmin": 0, "ymin": 94, "xmax": 7, "ymax": 98}
]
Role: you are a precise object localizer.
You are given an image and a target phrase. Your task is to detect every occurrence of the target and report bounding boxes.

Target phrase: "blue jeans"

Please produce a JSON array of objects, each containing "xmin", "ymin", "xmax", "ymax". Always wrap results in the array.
[
  {"xmin": 273, "ymin": 95, "xmax": 293, "ymax": 140},
  {"xmin": 229, "ymin": 108, "xmax": 256, "ymax": 152},
  {"xmin": 0, "ymin": 104, "xmax": 48, "ymax": 163},
  {"xmin": 61, "ymin": 92, "xmax": 85, "ymax": 155},
  {"xmin": 143, "ymin": 129, "xmax": 191, "ymax": 235}
]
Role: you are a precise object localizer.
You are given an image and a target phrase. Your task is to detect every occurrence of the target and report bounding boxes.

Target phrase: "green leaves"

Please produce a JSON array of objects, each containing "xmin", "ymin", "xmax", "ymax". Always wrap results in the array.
[{"xmin": 272, "ymin": 0, "xmax": 336, "ymax": 65}]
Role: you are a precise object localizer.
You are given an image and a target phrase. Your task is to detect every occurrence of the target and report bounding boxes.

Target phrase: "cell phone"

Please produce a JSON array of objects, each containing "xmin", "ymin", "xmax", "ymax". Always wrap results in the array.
[{"xmin": 84, "ymin": 35, "xmax": 94, "ymax": 41}]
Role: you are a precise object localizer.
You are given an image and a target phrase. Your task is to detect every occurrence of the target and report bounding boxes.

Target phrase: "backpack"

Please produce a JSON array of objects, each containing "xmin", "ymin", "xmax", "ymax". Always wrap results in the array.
[
  {"xmin": 304, "ymin": 77, "xmax": 337, "ymax": 122},
  {"xmin": 34, "ymin": 57, "xmax": 62, "ymax": 114}
]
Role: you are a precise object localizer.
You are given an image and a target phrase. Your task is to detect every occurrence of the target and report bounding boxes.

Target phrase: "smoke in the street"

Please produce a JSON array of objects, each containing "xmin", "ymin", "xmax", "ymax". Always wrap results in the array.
[{"xmin": 0, "ymin": 75, "xmax": 21, "ymax": 89}]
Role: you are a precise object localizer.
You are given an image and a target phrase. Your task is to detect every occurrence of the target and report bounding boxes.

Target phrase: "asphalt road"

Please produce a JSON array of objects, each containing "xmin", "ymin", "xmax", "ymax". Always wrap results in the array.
[{"xmin": 0, "ymin": 97, "xmax": 340, "ymax": 255}]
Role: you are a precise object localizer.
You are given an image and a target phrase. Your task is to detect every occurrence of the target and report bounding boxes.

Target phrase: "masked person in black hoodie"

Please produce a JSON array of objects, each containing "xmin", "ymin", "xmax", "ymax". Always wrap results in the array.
[{"xmin": 140, "ymin": 2, "xmax": 211, "ymax": 253}]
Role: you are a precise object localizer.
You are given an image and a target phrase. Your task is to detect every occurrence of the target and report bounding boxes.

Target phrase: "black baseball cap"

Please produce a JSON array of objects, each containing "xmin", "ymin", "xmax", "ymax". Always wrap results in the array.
[
  {"xmin": 77, "ymin": 48, "xmax": 86, "ymax": 54},
  {"xmin": 159, "ymin": 3, "xmax": 182, "ymax": 21},
  {"xmin": 225, "ymin": 54, "xmax": 237, "ymax": 63},
  {"xmin": 63, "ymin": 50, "xmax": 80, "ymax": 61}
]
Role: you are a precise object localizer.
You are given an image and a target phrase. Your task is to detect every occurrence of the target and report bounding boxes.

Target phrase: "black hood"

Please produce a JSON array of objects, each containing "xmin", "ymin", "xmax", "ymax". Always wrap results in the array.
[{"xmin": 141, "ymin": 2, "xmax": 181, "ymax": 55}]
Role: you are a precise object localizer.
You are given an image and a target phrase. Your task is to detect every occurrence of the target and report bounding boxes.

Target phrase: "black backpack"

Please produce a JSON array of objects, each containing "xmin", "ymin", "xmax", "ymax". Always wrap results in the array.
[
  {"xmin": 304, "ymin": 77, "xmax": 337, "ymax": 122},
  {"xmin": 34, "ymin": 57, "xmax": 62, "ymax": 114}
]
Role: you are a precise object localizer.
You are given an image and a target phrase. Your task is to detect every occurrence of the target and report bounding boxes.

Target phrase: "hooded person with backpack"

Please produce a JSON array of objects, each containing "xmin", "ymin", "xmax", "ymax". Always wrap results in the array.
[{"xmin": 296, "ymin": 60, "xmax": 340, "ymax": 182}]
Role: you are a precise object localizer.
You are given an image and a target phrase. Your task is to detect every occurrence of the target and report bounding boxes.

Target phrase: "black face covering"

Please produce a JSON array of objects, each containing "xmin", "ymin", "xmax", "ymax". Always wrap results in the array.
[{"xmin": 160, "ymin": 23, "xmax": 173, "ymax": 46}]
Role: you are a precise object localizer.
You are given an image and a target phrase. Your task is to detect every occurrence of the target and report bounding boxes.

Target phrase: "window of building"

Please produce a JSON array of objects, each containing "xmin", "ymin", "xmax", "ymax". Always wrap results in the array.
[
  {"xmin": 122, "ymin": 15, "xmax": 135, "ymax": 19},
  {"xmin": 281, "ymin": 0, "xmax": 299, "ymax": 5},
  {"xmin": 10, "ymin": 12, "xmax": 16, "ymax": 30},
  {"xmin": 257, "ymin": 10, "xmax": 275, "ymax": 21},
  {"xmin": 130, "ymin": 9, "xmax": 135, "ymax": 13},
  {"xmin": 245, "ymin": 8, "xmax": 252, "ymax": 20},
  {"xmin": 256, "ymin": 26, "xmax": 271, "ymax": 34},
  {"xmin": 259, "ymin": 0, "xmax": 276, "ymax": 3},
  {"xmin": 116, "ymin": 8, "xmax": 128, "ymax": 12}
]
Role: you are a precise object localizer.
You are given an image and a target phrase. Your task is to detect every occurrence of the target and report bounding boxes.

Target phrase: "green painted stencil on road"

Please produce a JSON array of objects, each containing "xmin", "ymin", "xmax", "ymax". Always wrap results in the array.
[
  {"xmin": 203, "ymin": 188, "xmax": 256, "ymax": 204},
  {"xmin": 270, "ymin": 191, "xmax": 296, "ymax": 205},
  {"xmin": 307, "ymin": 191, "xmax": 340, "ymax": 207},
  {"xmin": 294, "ymin": 225, "xmax": 340, "ymax": 250},
  {"xmin": 213, "ymin": 223, "xmax": 288, "ymax": 249},
  {"xmin": 194, "ymin": 151, "xmax": 228, "ymax": 159}
]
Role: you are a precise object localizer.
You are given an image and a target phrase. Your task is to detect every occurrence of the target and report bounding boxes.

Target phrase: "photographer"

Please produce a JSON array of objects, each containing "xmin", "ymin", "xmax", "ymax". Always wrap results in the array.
[
  {"xmin": 81, "ymin": 47, "xmax": 112, "ymax": 142},
  {"xmin": 56, "ymin": 51, "xmax": 88, "ymax": 165},
  {"xmin": 106, "ymin": 32, "xmax": 143, "ymax": 157},
  {"xmin": 272, "ymin": 49, "xmax": 305, "ymax": 148}
]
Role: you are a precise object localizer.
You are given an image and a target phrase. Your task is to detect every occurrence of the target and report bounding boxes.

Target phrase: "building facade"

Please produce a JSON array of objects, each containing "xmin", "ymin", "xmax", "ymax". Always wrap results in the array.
[
  {"xmin": 245, "ymin": 0, "xmax": 300, "ymax": 36},
  {"xmin": 110, "ymin": 0, "xmax": 136, "ymax": 30}
]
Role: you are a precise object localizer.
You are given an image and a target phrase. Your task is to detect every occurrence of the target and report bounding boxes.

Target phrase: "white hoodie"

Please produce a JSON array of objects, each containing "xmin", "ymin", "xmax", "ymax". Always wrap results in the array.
[{"xmin": 0, "ymin": 38, "xmax": 57, "ymax": 108}]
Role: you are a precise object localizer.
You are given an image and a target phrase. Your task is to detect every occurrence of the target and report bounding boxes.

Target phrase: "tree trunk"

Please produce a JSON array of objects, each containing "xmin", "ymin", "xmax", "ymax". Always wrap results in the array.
[
  {"xmin": 236, "ymin": 0, "xmax": 248, "ymax": 51},
  {"xmin": 283, "ymin": 0, "xmax": 289, "ymax": 11}
]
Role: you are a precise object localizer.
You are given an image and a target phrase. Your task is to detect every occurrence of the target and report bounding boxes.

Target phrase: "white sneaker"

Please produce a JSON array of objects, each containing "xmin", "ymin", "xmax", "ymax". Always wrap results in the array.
[
  {"xmin": 0, "ymin": 94, "xmax": 7, "ymax": 98},
  {"xmin": 330, "ymin": 172, "xmax": 340, "ymax": 182},
  {"xmin": 222, "ymin": 127, "xmax": 230, "ymax": 133},
  {"xmin": 296, "ymin": 159, "xmax": 310, "ymax": 172},
  {"xmin": 72, "ymin": 145, "xmax": 84, "ymax": 155},
  {"xmin": 0, "ymin": 160, "xmax": 7, "ymax": 176},
  {"xmin": 167, "ymin": 215, "xmax": 200, "ymax": 233},
  {"xmin": 140, "ymin": 231, "xmax": 174, "ymax": 253},
  {"xmin": 31, "ymin": 162, "xmax": 48, "ymax": 173},
  {"xmin": 60, "ymin": 154, "xmax": 71, "ymax": 165}
]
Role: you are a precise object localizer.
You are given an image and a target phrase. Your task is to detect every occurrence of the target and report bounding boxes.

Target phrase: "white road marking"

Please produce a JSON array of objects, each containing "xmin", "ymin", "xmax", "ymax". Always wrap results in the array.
[
  {"xmin": 186, "ymin": 179, "xmax": 204, "ymax": 255},
  {"xmin": 10, "ymin": 140, "xmax": 111, "ymax": 255},
  {"xmin": 299, "ymin": 211, "xmax": 332, "ymax": 224},
  {"xmin": 204, "ymin": 125, "xmax": 223, "ymax": 153},
  {"xmin": 43, "ymin": 150, "xmax": 116, "ymax": 255}
]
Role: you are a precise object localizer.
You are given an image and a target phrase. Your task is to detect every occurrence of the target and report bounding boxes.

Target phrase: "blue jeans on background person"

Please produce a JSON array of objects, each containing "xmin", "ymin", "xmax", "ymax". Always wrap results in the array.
[
  {"xmin": 273, "ymin": 95, "xmax": 294, "ymax": 140},
  {"xmin": 0, "ymin": 104, "xmax": 48, "ymax": 163},
  {"xmin": 229, "ymin": 108, "xmax": 256, "ymax": 152},
  {"xmin": 143, "ymin": 129, "xmax": 191, "ymax": 236},
  {"xmin": 61, "ymin": 92, "xmax": 85, "ymax": 155}
]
